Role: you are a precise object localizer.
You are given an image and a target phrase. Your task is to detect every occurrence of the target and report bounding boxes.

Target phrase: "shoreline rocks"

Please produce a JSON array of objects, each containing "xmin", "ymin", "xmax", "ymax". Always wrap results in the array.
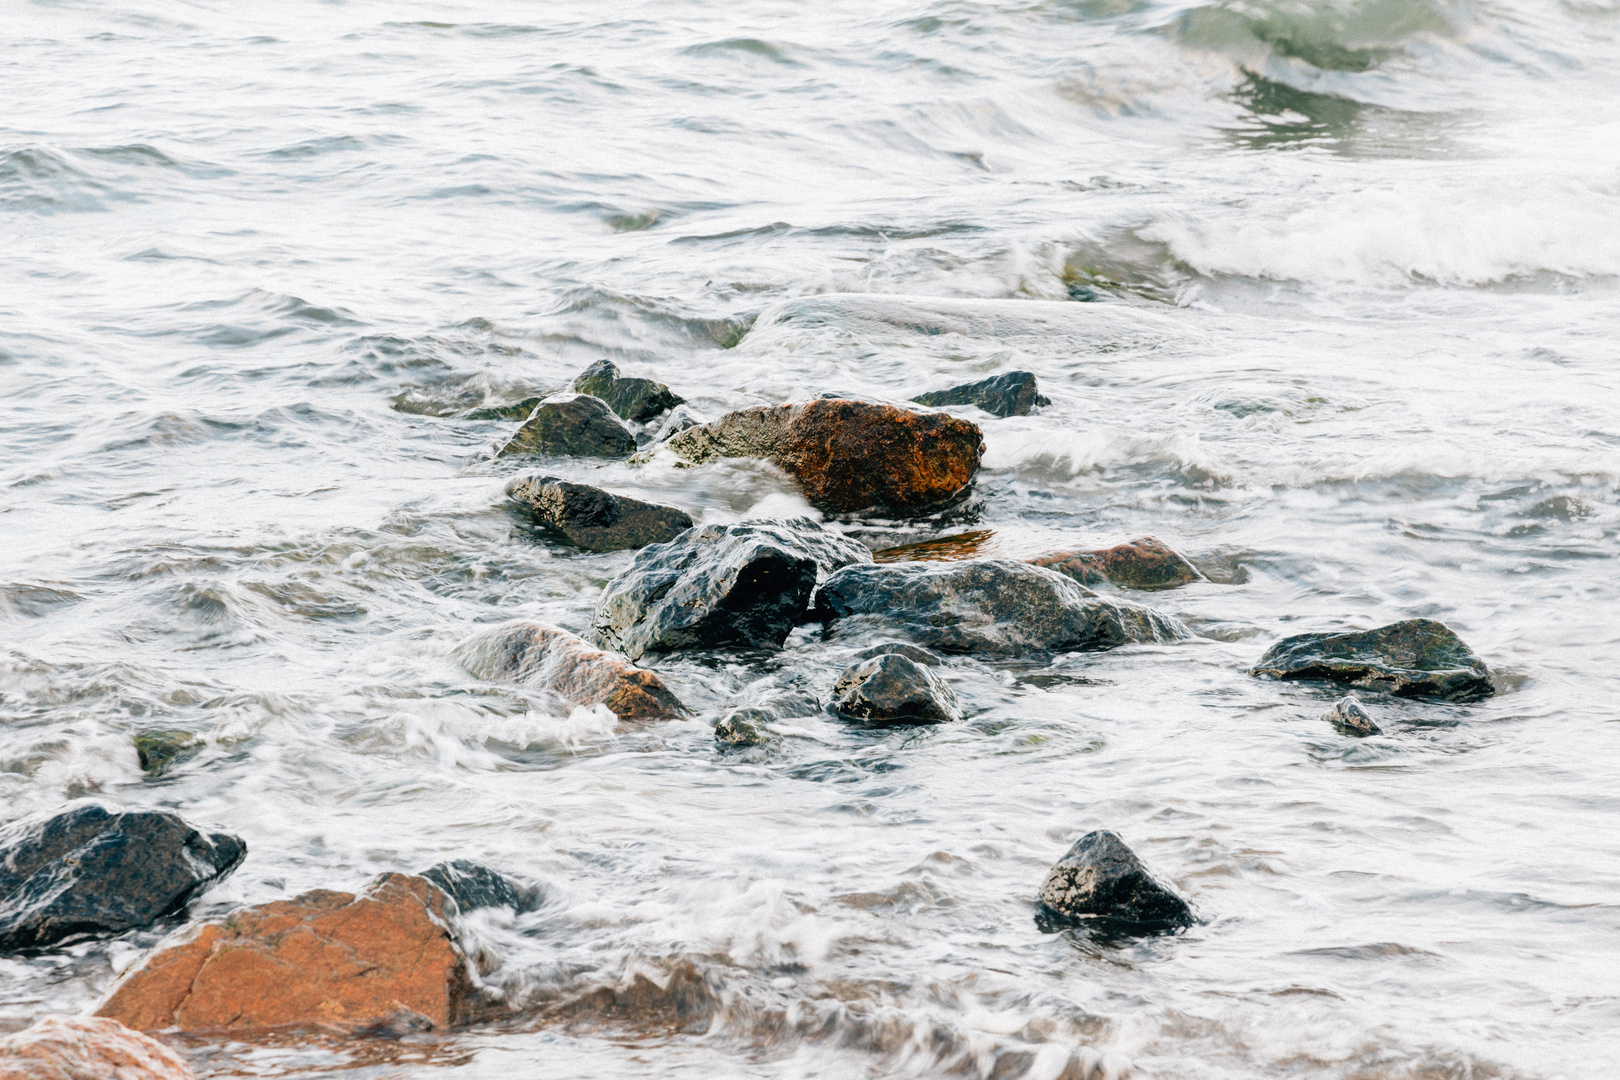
[
  {"xmin": 572, "ymin": 359, "xmax": 684, "ymax": 422},
  {"xmin": 1029, "ymin": 536, "xmax": 1203, "ymax": 591},
  {"xmin": 1037, "ymin": 830, "xmax": 1193, "ymax": 935},
  {"xmin": 460, "ymin": 622, "xmax": 688, "ymax": 721},
  {"xmin": 911, "ymin": 370, "xmax": 1049, "ymax": 418},
  {"xmin": 498, "ymin": 393, "xmax": 636, "ymax": 458},
  {"xmin": 831, "ymin": 653, "xmax": 959, "ymax": 726},
  {"xmin": 1250, "ymin": 618, "xmax": 1493, "ymax": 702},
  {"xmin": 421, "ymin": 860, "xmax": 541, "ymax": 914},
  {"xmin": 0, "ymin": 1016, "xmax": 195, "ymax": 1080},
  {"xmin": 506, "ymin": 475, "xmax": 692, "ymax": 552}
]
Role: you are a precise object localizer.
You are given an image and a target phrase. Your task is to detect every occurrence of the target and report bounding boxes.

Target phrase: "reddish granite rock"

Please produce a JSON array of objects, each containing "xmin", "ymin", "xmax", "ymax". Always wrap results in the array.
[
  {"xmin": 0, "ymin": 1016, "xmax": 193, "ymax": 1080},
  {"xmin": 668, "ymin": 399, "xmax": 984, "ymax": 516},
  {"xmin": 1028, "ymin": 536, "xmax": 1202, "ymax": 591},
  {"xmin": 96, "ymin": 873, "xmax": 470, "ymax": 1035},
  {"xmin": 458, "ymin": 622, "xmax": 689, "ymax": 720}
]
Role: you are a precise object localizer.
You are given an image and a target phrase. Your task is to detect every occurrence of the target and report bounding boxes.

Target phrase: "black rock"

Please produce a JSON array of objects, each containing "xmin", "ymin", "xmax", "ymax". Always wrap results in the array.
[
  {"xmin": 420, "ymin": 860, "xmax": 541, "ymax": 914},
  {"xmin": 506, "ymin": 475, "xmax": 693, "ymax": 552},
  {"xmin": 832, "ymin": 653, "xmax": 959, "ymax": 726},
  {"xmin": 593, "ymin": 518, "xmax": 872, "ymax": 659},
  {"xmin": 911, "ymin": 371, "xmax": 1050, "ymax": 418},
  {"xmin": 853, "ymin": 641, "xmax": 944, "ymax": 667},
  {"xmin": 1036, "ymin": 829, "xmax": 1193, "ymax": 935},
  {"xmin": 816, "ymin": 559, "xmax": 1189, "ymax": 657},
  {"xmin": 498, "ymin": 393, "xmax": 636, "ymax": 459},
  {"xmin": 714, "ymin": 707, "xmax": 773, "ymax": 748},
  {"xmin": 572, "ymin": 359, "xmax": 685, "ymax": 422},
  {"xmin": 133, "ymin": 731, "xmax": 201, "ymax": 776},
  {"xmin": 465, "ymin": 396, "xmax": 546, "ymax": 421},
  {"xmin": 1324, "ymin": 695, "xmax": 1381, "ymax": 736},
  {"xmin": 1250, "ymin": 618, "xmax": 1493, "ymax": 702},
  {"xmin": 0, "ymin": 802, "xmax": 246, "ymax": 953}
]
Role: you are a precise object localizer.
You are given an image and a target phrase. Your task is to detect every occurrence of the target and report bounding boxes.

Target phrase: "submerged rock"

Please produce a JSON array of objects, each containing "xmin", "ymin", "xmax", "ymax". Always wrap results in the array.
[
  {"xmin": 506, "ymin": 475, "xmax": 692, "ymax": 552},
  {"xmin": 714, "ymin": 707, "xmax": 773, "ymax": 748},
  {"xmin": 910, "ymin": 370, "xmax": 1049, "ymax": 418},
  {"xmin": 0, "ymin": 1016, "xmax": 195, "ymax": 1080},
  {"xmin": 816, "ymin": 559, "xmax": 1189, "ymax": 657},
  {"xmin": 498, "ymin": 393, "xmax": 636, "ymax": 459},
  {"xmin": 97, "ymin": 873, "xmax": 470, "ymax": 1035},
  {"xmin": 667, "ymin": 399, "xmax": 984, "ymax": 517},
  {"xmin": 592, "ymin": 519, "xmax": 871, "ymax": 659},
  {"xmin": 832, "ymin": 653, "xmax": 959, "ymax": 726},
  {"xmin": 1250, "ymin": 618, "xmax": 1493, "ymax": 702},
  {"xmin": 0, "ymin": 803, "xmax": 246, "ymax": 954},
  {"xmin": 1036, "ymin": 830, "xmax": 1193, "ymax": 935},
  {"xmin": 572, "ymin": 359, "xmax": 684, "ymax": 422},
  {"xmin": 133, "ymin": 731, "xmax": 201, "ymax": 777},
  {"xmin": 853, "ymin": 641, "xmax": 944, "ymax": 666},
  {"xmin": 460, "ymin": 621, "xmax": 688, "ymax": 721},
  {"xmin": 464, "ymin": 396, "xmax": 546, "ymax": 421},
  {"xmin": 652, "ymin": 403, "xmax": 706, "ymax": 443},
  {"xmin": 421, "ymin": 860, "xmax": 541, "ymax": 914},
  {"xmin": 1324, "ymin": 695, "xmax": 1381, "ymax": 737},
  {"xmin": 1029, "ymin": 536, "xmax": 1203, "ymax": 591}
]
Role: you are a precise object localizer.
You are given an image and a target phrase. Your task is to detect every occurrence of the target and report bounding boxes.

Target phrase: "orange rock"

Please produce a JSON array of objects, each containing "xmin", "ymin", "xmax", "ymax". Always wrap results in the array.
[
  {"xmin": 96, "ymin": 873, "xmax": 470, "ymax": 1035},
  {"xmin": 460, "ymin": 622, "xmax": 689, "ymax": 721},
  {"xmin": 1028, "ymin": 536, "xmax": 1202, "ymax": 591},
  {"xmin": 0, "ymin": 1015, "xmax": 193, "ymax": 1080}
]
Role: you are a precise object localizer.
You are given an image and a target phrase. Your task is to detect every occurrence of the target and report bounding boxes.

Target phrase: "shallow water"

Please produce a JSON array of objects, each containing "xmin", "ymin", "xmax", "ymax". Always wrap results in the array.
[{"xmin": 4, "ymin": 0, "xmax": 1620, "ymax": 1076}]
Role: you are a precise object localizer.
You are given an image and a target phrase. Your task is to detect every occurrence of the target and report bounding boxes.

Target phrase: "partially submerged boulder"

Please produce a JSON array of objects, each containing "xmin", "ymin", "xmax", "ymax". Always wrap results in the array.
[
  {"xmin": 460, "ymin": 622, "xmax": 688, "ymax": 721},
  {"xmin": 832, "ymin": 653, "xmax": 959, "ymax": 726},
  {"xmin": 0, "ymin": 1016, "xmax": 194, "ymax": 1080},
  {"xmin": 714, "ymin": 707, "xmax": 773, "ymax": 748},
  {"xmin": 572, "ymin": 359, "xmax": 684, "ymax": 422},
  {"xmin": 1250, "ymin": 619, "xmax": 1493, "ymax": 702},
  {"xmin": 506, "ymin": 475, "xmax": 692, "ymax": 552},
  {"xmin": 133, "ymin": 731, "xmax": 201, "ymax": 777},
  {"xmin": 498, "ymin": 393, "xmax": 636, "ymax": 458},
  {"xmin": 652, "ymin": 404, "xmax": 706, "ymax": 443},
  {"xmin": 816, "ymin": 559, "xmax": 1189, "ymax": 657},
  {"xmin": 910, "ymin": 370, "xmax": 1049, "ymax": 418},
  {"xmin": 0, "ymin": 803, "xmax": 245, "ymax": 954},
  {"xmin": 1324, "ymin": 695, "xmax": 1381, "ymax": 737},
  {"xmin": 97, "ymin": 873, "xmax": 470, "ymax": 1035},
  {"xmin": 1036, "ymin": 830, "xmax": 1193, "ymax": 935},
  {"xmin": 667, "ymin": 399, "xmax": 984, "ymax": 517},
  {"xmin": 592, "ymin": 519, "xmax": 871, "ymax": 659},
  {"xmin": 465, "ymin": 396, "xmax": 545, "ymax": 421},
  {"xmin": 421, "ymin": 860, "xmax": 541, "ymax": 914},
  {"xmin": 1029, "ymin": 536, "xmax": 1202, "ymax": 591}
]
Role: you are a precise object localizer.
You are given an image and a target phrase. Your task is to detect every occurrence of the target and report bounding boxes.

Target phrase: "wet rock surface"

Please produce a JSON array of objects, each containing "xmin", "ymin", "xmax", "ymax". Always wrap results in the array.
[
  {"xmin": 651, "ymin": 403, "xmax": 706, "ymax": 443},
  {"xmin": 853, "ymin": 641, "xmax": 944, "ymax": 666},
  {"xmin": 1029, "ymin": 535, "xmax": 1203, "ymax": 591},
  {"xmin": 1325, "ymin": 695, "xmax": 1381, "ymax": 736},
  {"xmin": 572, "ymin": 359, "xmax": 684, "ymax": 422},
  {"xmin": 460, "ymin": 621, "xmax": 688, "ymax": 721},
  {"xmin": 714, "ymin": 707, "xmax": 773, "ymax": 748},
  {"xmin": 506, "ymin": 474, "xmax": 693, "ymax": 552},
  {"xmin": 667, "ymin": 398, "xmax": 984, "ymax": 516},
  {"xmin": 498, "ymin": 393, "xmax": 637, "ymax": 459},
  {"xmin": 464, "ymin": 396, "xmax": 546, "ymax": 421},
  {"xmin": 421, "ymin": 860, "xmax": 541, "ymax": 914},
  {"xmin": 593, "ymin": 519, "xmax": 871, "ymax": 659},
  {"xmin": 1036, "ymin": 829, "xmax": 1194, "ymax": 935},
  {"xmin": 816, "ymin": 559, "xmax": 1190, "ymax": 657},
  {"xmin": 133, "ymin": 731, "xmax": 202, "ymax": 776},
  {"xmin": 0, "ymin": 1016, "xmax": 195, "ymax": 1080},
  {"xmin": 910, "ymin": 370, "xmax": 1049, "ymax": 418},
  {"xmin": 1250, "ymin": 618, "xmax": 1494, "ymax": 702},
  {"xmin": 0, "ymin": 803, "xmax": 245, "ymax": 954},
  {"xmin": 97, "ymin": 873, "xmax": 470, "ymax": 1035},
  {"xmin": 832, "ymin": 653, "xmax": 960, "ymax": 725}
]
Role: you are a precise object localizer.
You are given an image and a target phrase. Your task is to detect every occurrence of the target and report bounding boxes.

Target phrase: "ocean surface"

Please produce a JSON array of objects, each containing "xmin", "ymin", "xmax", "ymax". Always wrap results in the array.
[{"xmin": 3, "ymin": 0, "xmax": 1620, "ymax": 1076}]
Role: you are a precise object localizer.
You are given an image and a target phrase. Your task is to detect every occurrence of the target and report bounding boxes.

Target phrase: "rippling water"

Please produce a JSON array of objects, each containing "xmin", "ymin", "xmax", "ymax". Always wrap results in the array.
[{"xmin": 4, "ymin": 0, "xmax": 1620, "ymax": 1076}]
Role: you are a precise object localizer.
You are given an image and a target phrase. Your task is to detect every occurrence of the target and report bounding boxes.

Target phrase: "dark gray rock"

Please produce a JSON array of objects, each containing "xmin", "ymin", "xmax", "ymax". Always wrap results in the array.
[
  {"xmin": 1036, "ymin": 829, "xmax": 1193, "ymax": 935},
  {"xmin": 573, "ymin": 359, "xmax": 684, "ymax": 422},
  {"xmin": 816, "ymin": 559, "xmax": 1189, "ymax": 657},
  {"xmin": 832, "ymin": 653, "xmax": 959, "ymax": 726},
  {"xmin": 911, "ymin": 371, "xmax": 1050, "ymax": 418},
  {"xmin": 593, "ymin": 519, "xmax": 872, "ymax": 659},
  {"xmin": 0, "ymin": 802, "xmax": 246, "ymax": 953},
  {"xmin": 498, "ymin": 393, "xmax": 636, "ymax": 459},
  {"xmin": 1250, "ymin": 618, "xmax": 1493, "ymax": 702},
  {"xmin": 506, "ymin": 475, "xmax": 692, "ymax": 552},
  {"xmin": 714, "ymin": 707, "xmax": 773, "ymax": 748},
  {"xmin": 853, "ymin": 642, "xmax": 943, "ymax": 667},
  {"xmin": 420, "ymin": 860, "xmax": 541, "ymax": 914},
  {"xmin": 1325, "ymin": 695, "xmax": 1381, "ymax": 736}
]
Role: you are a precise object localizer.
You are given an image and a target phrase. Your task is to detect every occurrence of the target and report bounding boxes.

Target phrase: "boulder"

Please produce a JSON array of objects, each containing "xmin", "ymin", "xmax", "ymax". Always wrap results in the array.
[
  {"xmin": 459, "ymin": 622, "xmax": 687, "ymax": 721},
  {"xmin": 1250, "ymin": 619, "xmax": 1493, "ymax": 702},
  {"xmin": 572, "ymin": 359, "xmax": 684, "ymax": 422},
  {"xmin": 714, "ymin": 707, "xmax": 773, "ymax": 748},
  {"xmin": 652, "ymin": 404, "xmax": 706, "ymax": 443},
  {"xmin": 831, "ymin": 653, "xmax": 959, "ymax": 726},
  {"xmin": 1324, "ymin": 695, "xmax": 1381, "ymax": 737},
  {"xmin": 498, "ymin": 393, "xmax": 636, "ymax": 458},
  {"xmin": 0, "ymin": 803, "xmax": 245, "ymax": 954},
  {"xmin": 872, "ymin": 530, "xmax": 995, "ymax": 563},
  {"xmin": 815, "ymin": 559, "xmax": 1189, "ymax": 657},
  {"xmin": 0, "ymin": 1016, "xmax": 194, "ymax": 1080},
  {"xmin": 132, "ymin": 732, "xmax": 201, "ymax": 777},
  {"xmin": 420, "ymin": 860, "xmax": 541, "ymax": 914},
  {"xmin": 1036, "ymin": 830, "xmax": 1193, "ymax": 935},
  {"xmin": 667, "ymin": 399, "xmax": 984, "ymax": 517},
  {"xmin": 97, "ymin": 873, "xmax": 470, "ymax": 1035},
  {"xmin": 506, "ymin": 475, "xmax": 692, "ymax": 552},
  {"xmin": 1028, "ymin": 536, "xmax": 1202, "ymax": 591},
  {"xmin": 910, "ymin": 370, "xmax": 1049, "ymax": 418},
  {"xmin": 592, "ymin": 519, "xmax": 871, "ymax": 659}
]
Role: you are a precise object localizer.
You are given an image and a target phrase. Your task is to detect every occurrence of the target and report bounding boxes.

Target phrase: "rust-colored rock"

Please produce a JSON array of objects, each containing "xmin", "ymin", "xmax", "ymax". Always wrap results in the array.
[
  {"xmin": 458, "ymin": 621, "xmax": 688, "ymax": 720},
  {"xmin": 1028, "ymin": 536, "xmax": 1202, "ymax": 591},
  {"xmin": 0, "ymin": 1016, "xmax": 193, "ymax": 1080},
  {"xmin": 668, "ymin": 399, "xmax": 984, "ymax": 516},
  {"xmin": 96, "ymin": 873, "xmax": 470, "ymax": 1035}
]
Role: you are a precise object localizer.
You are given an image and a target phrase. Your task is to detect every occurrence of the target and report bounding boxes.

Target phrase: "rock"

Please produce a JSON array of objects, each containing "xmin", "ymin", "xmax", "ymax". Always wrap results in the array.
[
  {"xmin": 592, "ymin": 519, "xmax": 871, "ymax": 659},
  {"xmin": 572, "ymin": 359, "xmax": 684, "ymax": 422},
  {"xmin": 0, "ymin": 803, "xmax": 245, "ymax": 954},
  {"xmin": 714, "ymin": 707, "xmax": 772, "ymax": 748},
  {"xmin": 910, "ymin": 370, "xmax": 1050, "ymax": 418},
  {"xmin": 815, "ymin": 559, "xmax": 1189, "ymax": 657},
  {"xmin": 97, "ymin": 873, "xmax": 470, "ymax": 1035},
  {"xmin": 498, "ymin": 393, "xmax": 636, "ymax": 458},
  {"xmin": 652, "ymin": 404, "xmax": 706, "ymax": 443},
  {"xmin": 465, "ymin": 396, "xmax": 545, "ymax": 421},
  {"xmin": 506, "ymin": 475, "xmax": 692, "ymax": 552},
  {"xmin": 852, "ymin": 641, "xmax": 943, "ymax": 666},
  {"xmin": 667, "ymin": 399, "xmax": 984, "ymax": 517},
  {"xmin": 459, "ymin": 622, "xmax": 688, "ymax": 721},
  {"xmin": 133, "ymin": 732, "xmax": 201, "ymax": 777},
  {"xmin": 1029, "ymin": 536, "xmax": 1203, "ymax": 591},
  {"xmin": 1324, "ymin": 695, "xmax": 1381, "ymax": 737},
  {"xmin": 420, "ymin": 860, "xmax": 541, "ymax": 914},
  {"xmin": 1036, "ymin": 830, "xmax": 1193, "ymax": 934},
  {"xmin": 1250, "ymin": 618, "xmax": 1493, "ymax": 702},
  {"xmin": 832, "ymin": 653, "xmax": 959, "ymax": 726},
  {"xmin": 872, "ymin": 530, "xmax": 995, "ymax": 563},
  {"xmin": 0, "ymin": 1016, "xmax": 194, "ymax": 1080}
]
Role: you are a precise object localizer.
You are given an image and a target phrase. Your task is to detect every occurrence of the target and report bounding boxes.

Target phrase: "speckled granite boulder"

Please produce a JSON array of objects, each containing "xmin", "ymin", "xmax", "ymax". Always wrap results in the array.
[
  {"xmin": 1029, "ymin": 536, "xmax": 1202, "ymax": 591},
  {"xmin": 1037, "ymin": 830, "xmax": 1193, "ymax": 934},
  {"xmin": 1250, "ymin": 619, "xmax": 1493, "ymax": 702},
  {"xmin": 498, "ymin": 393, "xmax": 636, "ymax": 458},
  {"xmin": 572, "ymin": 359, "xmax": 684, "ymax": 422},
  {"xmin": 832, "ymin": 653, "xmax": 959, "ymax": 725},
  {"xmin": 911, "ymin": 370, "xmax": 1049, "ymax": 418},
  {"xmin": 506, "ymin": 475, "xmax": 692, "ymax": 552},
  {"xmin": 460, "ymin": 621, "xmax": 688, "ymax": 721}
]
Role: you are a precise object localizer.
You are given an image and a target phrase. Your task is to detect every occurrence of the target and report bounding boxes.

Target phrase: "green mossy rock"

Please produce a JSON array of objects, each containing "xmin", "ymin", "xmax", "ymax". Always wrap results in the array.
[
  {"xmin": 572, "ymin": 359, "xmax": 684, "ymax": 422},
  {"xmin": 498, "ymin": 393, "xmax": 636, "ymax": 459},
  {"xmin": 134, "ymin": 732, "xmax": 202, "ymax": 776}
]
